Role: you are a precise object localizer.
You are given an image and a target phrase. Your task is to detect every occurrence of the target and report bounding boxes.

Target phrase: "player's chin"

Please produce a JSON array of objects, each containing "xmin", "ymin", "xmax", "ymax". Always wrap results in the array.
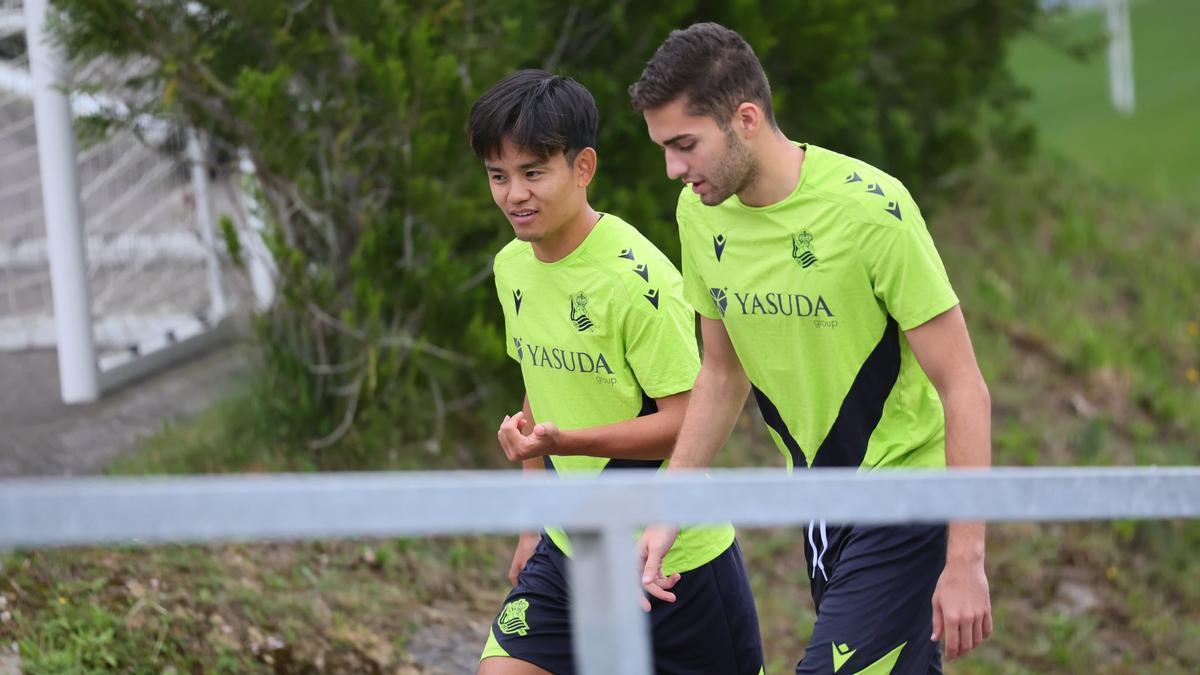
[
  {"xmin": 700, "ymin": 189, "xmax": 733, "ymax": 206},
  {"xmin": 512, "ymin": 228, "xmax": 543, "ymax": 243}
]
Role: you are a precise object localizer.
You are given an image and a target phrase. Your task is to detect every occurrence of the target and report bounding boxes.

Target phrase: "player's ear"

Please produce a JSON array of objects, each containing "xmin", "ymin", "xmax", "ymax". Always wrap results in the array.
[
  {"xmin": 573, "ymin": 147, "xmax": 597, "ymax": 188},
  {"xmin": 732, "ymin": 101, "xmax": 763, "ymax": 139}
]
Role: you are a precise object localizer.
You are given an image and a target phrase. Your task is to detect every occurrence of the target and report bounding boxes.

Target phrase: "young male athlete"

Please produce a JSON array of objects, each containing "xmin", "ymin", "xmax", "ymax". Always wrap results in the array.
[
  {"xmin": 469, "ymin": 69, "xmax": 763, "ymax": 675},
  {"xmin": 629, "ymin": 23, "xmax": 994, "ymax": 674}
]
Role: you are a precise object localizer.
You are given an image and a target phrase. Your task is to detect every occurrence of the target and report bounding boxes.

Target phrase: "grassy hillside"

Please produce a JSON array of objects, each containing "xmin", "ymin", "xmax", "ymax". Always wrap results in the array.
[{"xmin": 1008, "ymin": 0, "xmax": 1200, "ymax": 202}]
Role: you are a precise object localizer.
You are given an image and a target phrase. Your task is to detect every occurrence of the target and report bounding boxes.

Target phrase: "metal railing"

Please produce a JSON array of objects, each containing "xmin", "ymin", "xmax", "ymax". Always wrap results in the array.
[{"xmin": 3, "ymin": 467, "xmax": 1199, "ymax": 674}]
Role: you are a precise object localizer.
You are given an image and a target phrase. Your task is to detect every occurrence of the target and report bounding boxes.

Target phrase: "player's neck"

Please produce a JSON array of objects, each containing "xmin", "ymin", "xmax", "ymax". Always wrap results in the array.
[
  {"xmin": 532, "ymin": 204, "xmax": 600, "ymax": 263},
  {"xmin": 737, "ymin": 134, "xmax": 805, "ymax": 208}
]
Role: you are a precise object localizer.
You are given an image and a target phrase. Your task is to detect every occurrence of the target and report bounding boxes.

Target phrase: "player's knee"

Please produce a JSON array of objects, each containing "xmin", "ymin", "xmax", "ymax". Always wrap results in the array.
[{"xmin": 477, "ymin": 655, "xmax": 553, "ymax": 675}]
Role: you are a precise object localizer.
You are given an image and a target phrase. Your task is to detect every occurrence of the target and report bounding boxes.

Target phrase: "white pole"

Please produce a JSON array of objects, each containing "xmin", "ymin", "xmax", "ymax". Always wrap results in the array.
[
  {"xmin": 24, "ymin": 0, "xmax": 99, "ymax": 404},
  {"xmin": 187, "ymin": 128, "xmax": 226, "ymax": 321},
  {"xmin": 1106, "ymin": 0, "xmax": 1136, "ymax": 115},
  {"xmin": 237, "ymin": 152, "xmax": 276, "ymax": 312}
]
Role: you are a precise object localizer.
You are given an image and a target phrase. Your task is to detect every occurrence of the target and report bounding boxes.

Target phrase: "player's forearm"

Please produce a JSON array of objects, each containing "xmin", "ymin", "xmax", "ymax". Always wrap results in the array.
[
  {"xmin": 520, "ymin": 452, "xmax": 543, "ymax": 537},
  {"xmin": 941, "ymin": 376, "xmax": 992, "ymax": 562},
  {"xmin": 519, "ymin": 396, "xmax": 545, "ymax": 473},
  {"xmin": 666, "ymin": 359, "xmax": 750, "ymax": 471},
  {"xmin": 557, "ymin": 405, "xmax": 684, "ymax": 459}
]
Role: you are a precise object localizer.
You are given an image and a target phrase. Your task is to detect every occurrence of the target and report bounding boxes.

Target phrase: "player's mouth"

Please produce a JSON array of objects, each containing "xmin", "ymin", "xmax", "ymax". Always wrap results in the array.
[
  {"xmin": 509, "ymin": 209, "xmax": 538, "ymax": 226},
  {"xmin": 690, "ymin": 180, "xmax": 706, "ymax": 194}
]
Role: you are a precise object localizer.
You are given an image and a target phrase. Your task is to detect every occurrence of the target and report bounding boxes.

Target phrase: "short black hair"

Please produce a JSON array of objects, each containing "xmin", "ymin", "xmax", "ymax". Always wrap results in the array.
[
  {"xmin": 629, "ymin": 22, "xmax": 775, "ymax": 128},
  {"xmin": 468, "ymin": 69, "xmax": 598, "ymax": 164}
]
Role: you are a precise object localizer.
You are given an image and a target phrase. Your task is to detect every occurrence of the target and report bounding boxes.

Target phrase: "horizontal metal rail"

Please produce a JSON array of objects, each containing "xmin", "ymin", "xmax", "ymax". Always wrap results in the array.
[
  {"xmin": 2, "ymin": 467, "xmax": 1198, "ymax": 674},
  {"xmin": 3, "ymin": 467, "xmax": 1197, "ymax": 546}
]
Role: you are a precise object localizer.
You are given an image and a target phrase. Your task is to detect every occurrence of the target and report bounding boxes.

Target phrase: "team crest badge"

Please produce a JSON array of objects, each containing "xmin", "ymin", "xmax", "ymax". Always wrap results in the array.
[
  {"xmin": 570, "ymin": 292, "xmax": 595, "ymax": 332},
  {"xmin": 792, "ymin": 230, "xmax": 818, "ymax": 268}
]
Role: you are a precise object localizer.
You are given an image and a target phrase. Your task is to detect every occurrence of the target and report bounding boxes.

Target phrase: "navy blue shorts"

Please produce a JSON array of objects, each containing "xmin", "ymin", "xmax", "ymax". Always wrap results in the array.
[
  {"xmin": 796, "ymin": 521, "xmax": 947, "ymax": 674},
  {"xmin": 482, "ymin": 535, "xmax": 764, "ymax": 674}
]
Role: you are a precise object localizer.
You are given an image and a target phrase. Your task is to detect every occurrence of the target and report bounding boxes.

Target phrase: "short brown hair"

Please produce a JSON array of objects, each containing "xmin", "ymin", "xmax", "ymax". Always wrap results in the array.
[{"xmin": 628, "ymin": 22, "xmax": 775, "ymax": 128}]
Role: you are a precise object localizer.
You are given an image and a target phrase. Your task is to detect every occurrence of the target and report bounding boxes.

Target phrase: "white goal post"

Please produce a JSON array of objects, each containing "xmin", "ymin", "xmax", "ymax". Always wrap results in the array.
[{"xmin": 1, "ymin": 0, "xmax": 273, "ymax": 402}]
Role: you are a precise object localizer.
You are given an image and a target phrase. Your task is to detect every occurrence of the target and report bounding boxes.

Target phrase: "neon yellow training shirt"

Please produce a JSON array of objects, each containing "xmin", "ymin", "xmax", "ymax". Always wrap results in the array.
[
  {"xmin": 494, "ymin": 213, "xmax": 734, "ymax": 575},
  {"xmin": 678, "ymin": 143, "xmax": 959, "ymax": 472}
]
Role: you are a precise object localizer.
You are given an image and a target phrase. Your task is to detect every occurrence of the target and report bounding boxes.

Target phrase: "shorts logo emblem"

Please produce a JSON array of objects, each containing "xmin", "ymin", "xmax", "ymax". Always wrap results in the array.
[
  {"xmin": 498, "ymin": 598, "xmax": 532, "ymax": 637},
  {"xmin": 832, "ymin": 642, "xmax": 856, "ymax": 672}
]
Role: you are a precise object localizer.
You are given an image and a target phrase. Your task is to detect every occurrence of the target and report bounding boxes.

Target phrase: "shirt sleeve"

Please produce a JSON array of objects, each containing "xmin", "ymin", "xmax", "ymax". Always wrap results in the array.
[
  {"xmin": 678, "ymin": 199, "xmax": 722, "ymax": 320},
  {"xmin": 493, "ymin": 269, "xmax": 521, "ymax": 363},
  {"xmin": 622, "ymin": 271, "xmax": 701, "ymax": 399},
  {"xmin": 860, "ymin": 214, "xmax": 959, "ymax": 331}
]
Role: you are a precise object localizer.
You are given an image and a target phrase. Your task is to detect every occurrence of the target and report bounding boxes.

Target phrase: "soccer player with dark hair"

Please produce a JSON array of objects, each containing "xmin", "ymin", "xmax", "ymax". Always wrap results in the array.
[
  {"xmin": 469, "ymin": 68, "xmax": 764, "ymax": 675},
  {"xmin": 630, "ymin": 23, "xmax": 994, "ymax": 674}
]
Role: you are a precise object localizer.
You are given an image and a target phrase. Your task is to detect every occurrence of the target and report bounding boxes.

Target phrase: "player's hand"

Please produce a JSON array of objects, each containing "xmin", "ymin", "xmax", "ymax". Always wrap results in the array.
[
  {"xmin": 508, "ymin": 531, "xmax": 540, "ymax": 587},
  {"xmin": 931, "ymin": 556, "xmax": 992, "ymax": 661},
  {"xmin": 639, "ymin": 571, "xmax": 681, "ymax": 612},
  {"xmin": 497, "ymin": 411, "xmax": 561, "ymax": 461},
  {"xmin": 637, "ymin": 524, "xmax": 680, "ymax": 611}
]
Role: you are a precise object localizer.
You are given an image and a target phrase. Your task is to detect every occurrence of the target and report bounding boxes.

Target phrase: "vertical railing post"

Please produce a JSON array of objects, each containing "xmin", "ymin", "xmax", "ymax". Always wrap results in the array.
[{"xmin": 568, "ymin": 523, "xmax": 653, "ymax": 675}]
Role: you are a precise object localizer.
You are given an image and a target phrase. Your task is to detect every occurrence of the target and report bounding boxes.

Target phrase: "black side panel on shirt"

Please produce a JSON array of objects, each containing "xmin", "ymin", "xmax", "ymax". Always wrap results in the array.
[
  {"xmin": 751, "ymin": 385, "xmax": 806, "ymax": 468},
  {"xmin": 750, "ymin": 317, "xmax": 901, "ymax": 469},
  {"xmin": 811, "ymin": 317, "xmax": 900, "ymax": 468}
]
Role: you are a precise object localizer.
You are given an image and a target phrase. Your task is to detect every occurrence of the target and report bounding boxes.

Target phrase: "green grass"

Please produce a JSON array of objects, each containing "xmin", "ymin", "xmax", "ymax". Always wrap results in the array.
[
  {"xmin": 0, "ymin": 538, "xmax": 509, "ymax": 673},
  {"xmin": 107, "ymin": 376, "xmax": 510, "ymax": 476},
  {"xmin": 105, "ymin": 382, "xmax": 313, "ymax": 476},
  {"xmin": 943, "ymin": 155, "xmax": 1200, "ymax": 460},
  {"xmin": 1008, "ymin": 0, "xmax": 1200, "ymax": 202}
]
